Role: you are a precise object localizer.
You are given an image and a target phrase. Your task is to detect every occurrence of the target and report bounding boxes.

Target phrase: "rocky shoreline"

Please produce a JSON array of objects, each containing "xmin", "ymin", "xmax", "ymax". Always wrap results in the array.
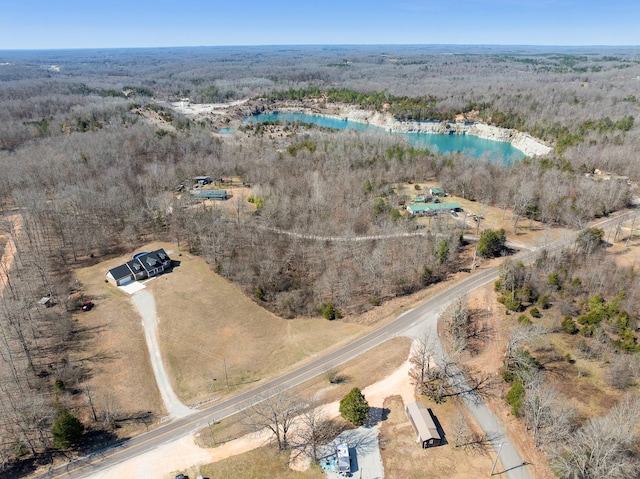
[{"xmin": 264, "ymin": 103, "xmax": 553, "ymax": 157}]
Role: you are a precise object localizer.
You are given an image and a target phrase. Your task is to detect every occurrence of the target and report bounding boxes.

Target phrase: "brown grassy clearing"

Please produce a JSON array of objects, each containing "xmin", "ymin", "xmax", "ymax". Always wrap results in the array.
[
  {"xmin": 70, "ymin": 203, "xmax": 637, "ymax": 472},
  {"xmin": 194, "ymin": 336, "xmax": 411, "ymax": 447},
  {"xmin": 73, "ymin": 240, "xmax": 409, "ymax": 440},
  {"xmin": 147, "ymin": 248, "xmax": 367, "ymax": 404},
  {"xmin": 395, "ymin": 181, "xmax": 571, "ymax": 245},
  {"xmin": 72, "ymin": 247, "xmax": 167, "ymax": 433},
  {"xmin": 379, "ymin": 395, "xmax": 494, "ymax": 479},
  {"xmin": 194, "ymin": 447, "xmax": 325, "ymax": 479}
]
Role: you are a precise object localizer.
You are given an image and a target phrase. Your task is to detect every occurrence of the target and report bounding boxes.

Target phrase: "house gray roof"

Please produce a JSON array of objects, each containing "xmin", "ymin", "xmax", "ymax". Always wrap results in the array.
[
  {"xmin": 108, "ymin": 249, "xmax": 171, "ymax": 282},
  {"xmin": 108, "ymin": 264, "xmax": 134, "ymax": 280},
  {"xmin": 156, "ymin": 249, "xmax": 169, "ymax": 262}
]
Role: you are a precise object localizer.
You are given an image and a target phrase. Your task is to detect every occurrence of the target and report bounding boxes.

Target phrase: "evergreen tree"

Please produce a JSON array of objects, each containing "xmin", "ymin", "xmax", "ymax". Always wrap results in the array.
[
  {"xmin": 53, "ymin": 407, "xmax": 84, "ymax": 449},
  {"xmin": 339, "ymin": 387, "xmax": 370, "ymax": 426},
  {"xmin": 477, "ymin": 228, "xmax": 507, "ymax": 258}
]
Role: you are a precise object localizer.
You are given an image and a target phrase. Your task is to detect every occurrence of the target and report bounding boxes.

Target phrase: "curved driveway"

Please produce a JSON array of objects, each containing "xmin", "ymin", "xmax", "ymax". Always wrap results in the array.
[
  {"xmin": 36, "ymin": 212, "xmax": 632, "ymax": 479},
  {"xmin": 131, "ymin": 289, "xmax": 193, "ymax": 418}
]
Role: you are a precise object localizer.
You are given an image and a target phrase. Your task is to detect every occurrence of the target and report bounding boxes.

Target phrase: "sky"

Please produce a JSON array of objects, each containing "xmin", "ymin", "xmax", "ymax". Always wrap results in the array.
[{"xmin": 0, "ymin": 0, "xmax": 638, "ymax": 50}]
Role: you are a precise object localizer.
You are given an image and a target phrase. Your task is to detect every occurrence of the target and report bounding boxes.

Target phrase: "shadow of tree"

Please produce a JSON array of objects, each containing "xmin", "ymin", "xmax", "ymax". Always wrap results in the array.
[{"xmin": 366, "ymin": 406, "xmax": 390, "ymax": 426}]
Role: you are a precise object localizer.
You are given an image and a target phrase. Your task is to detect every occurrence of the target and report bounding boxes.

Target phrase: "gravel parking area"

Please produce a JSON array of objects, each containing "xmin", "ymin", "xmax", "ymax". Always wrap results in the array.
[{"xmin": 319, "ymin": 427, "xmax": 384, "ymax": 479}]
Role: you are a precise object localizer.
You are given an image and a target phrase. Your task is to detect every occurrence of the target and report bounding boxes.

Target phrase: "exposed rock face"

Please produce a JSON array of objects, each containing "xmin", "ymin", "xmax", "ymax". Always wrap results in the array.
[
  {"xmin": 336, "ymin": 108, "xmax": 552, "ymax": 157},
  {"xmin": 270, "ymin": 104, "xmax": 553, "ymax": 158}
]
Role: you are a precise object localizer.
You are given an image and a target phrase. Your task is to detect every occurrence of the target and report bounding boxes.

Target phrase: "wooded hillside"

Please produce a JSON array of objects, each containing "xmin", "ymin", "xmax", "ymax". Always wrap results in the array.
[{"xmin": 0, "ymin": 45, "xmax": 638, "ymax": 475}]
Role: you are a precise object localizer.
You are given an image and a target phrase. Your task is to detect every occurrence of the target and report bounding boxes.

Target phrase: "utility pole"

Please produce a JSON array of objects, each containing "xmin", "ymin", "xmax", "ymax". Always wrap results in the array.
[
  {"xmin": 490, "ymin": 442, "xmax": 504, "ymax": 476},
  {"xmin": 223, "ymin": 358, "xmax": 229, "ymax": 387}
]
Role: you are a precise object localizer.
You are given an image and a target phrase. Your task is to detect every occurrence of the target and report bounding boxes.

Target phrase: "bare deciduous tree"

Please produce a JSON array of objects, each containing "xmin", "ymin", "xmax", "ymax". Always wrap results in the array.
[
  {"xmin": 292, "ymin": 402, "xmax": 338, "ymax": 463},
  {"xmin": 451, "ymin": 411, "xmax": 494, "ymax": 454},
  {"xmin": 523, "ymin": 381, "xmax": 574, "ymax": 448},
  {"xmin": 443, "ymin": 295, "xmax": 470, "ymax": 353},
  {"xmin": 241, "ymin": 389, "xmax": 305, "ymax": 451},
  {"xmin": 552, "ymin": 394, "xmax": 640, "ymax": 479},
  {"xmin": 408, "ymin": 332, "xmax": 437, "ymax": 394}
]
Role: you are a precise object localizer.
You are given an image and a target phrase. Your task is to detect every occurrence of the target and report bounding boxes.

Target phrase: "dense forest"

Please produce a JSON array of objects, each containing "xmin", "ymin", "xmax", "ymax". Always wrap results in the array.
[{"xmin": 0, "ymin": 45, "xmax": 639, "ymax": 475}]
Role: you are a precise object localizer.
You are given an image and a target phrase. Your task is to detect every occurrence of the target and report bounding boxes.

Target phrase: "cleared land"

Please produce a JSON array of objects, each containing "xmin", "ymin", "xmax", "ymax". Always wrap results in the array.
[
  {"xmin": 70, "ymin": 206, "xmax": 619, "ymax": 478},
  {"xmin": 146, "ymin": 248, "xmax": 366, "ymax": 404},
  {"xmin": 380, "ymin": 395, "xmax": 494, "ymax": 479},
  {"xmin": 195, "ymin": 444, "xmax": 326, "ymax": 479},
  {"xmin": 69, "ymin": 191, "xmax": 564, "ymax": 438},
  {"xmin": 194, "ymin": 336, "xmax": 411, "ymax": 448},
  {"xmin": 73, "ymin": 249, "xmax": 166, "ymax": 433}
]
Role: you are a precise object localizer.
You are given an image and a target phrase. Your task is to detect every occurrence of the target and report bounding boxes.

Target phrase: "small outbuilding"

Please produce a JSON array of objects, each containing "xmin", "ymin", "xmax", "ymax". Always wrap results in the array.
[
  {"xmin": 193, "ymin": 175, "xmax": 212, "ymax": 186},
  {"xmin": 430, "ymin": 187, "xmax": 447, "ymax": 197},
  {"xmin": 38, "ymin": 296, "xmax": 54, "ymax": 308},
  {"xmin": 406, "ymin": 401, "xmax": 442, "ymax": 448}
]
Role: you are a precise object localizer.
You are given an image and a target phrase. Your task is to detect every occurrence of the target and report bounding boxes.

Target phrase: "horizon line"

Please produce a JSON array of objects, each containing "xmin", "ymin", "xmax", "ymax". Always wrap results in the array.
[{"xmin": 1, "ymin": 43, "xmax": 640, "ymax": 52}]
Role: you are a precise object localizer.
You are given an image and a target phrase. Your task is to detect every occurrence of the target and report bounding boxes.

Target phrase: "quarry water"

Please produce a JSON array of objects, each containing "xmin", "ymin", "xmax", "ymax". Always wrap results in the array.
[{"xmin": 246, "ymin": 112, "xmax": 525, "ymax": 164}]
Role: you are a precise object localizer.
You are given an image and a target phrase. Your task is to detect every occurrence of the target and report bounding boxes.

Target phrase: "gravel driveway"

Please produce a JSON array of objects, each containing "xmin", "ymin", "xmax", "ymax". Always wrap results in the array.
[{"xmin": 131, "ymin": 289, "xmax": 193, "ymax": 418}]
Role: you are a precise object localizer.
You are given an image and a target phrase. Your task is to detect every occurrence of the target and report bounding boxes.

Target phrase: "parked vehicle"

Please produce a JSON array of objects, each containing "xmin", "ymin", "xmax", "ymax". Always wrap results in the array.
[
  {"xmin": 81, "ymin": 300, "xmax": 94, "ymax": 311},
  {"xmin": 336, "ymin": 443, "xmax": 351, "ymax": 477}
]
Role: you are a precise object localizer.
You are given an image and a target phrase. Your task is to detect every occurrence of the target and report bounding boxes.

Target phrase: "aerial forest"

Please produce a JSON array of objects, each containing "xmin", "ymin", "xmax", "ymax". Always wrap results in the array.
[{"xmin": 1, "ymin": 45, "xmax": 639, "ymax": 474}]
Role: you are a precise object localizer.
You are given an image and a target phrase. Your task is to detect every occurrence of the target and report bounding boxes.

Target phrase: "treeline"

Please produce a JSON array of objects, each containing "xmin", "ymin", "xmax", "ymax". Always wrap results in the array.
[
  {"xmin": 437, "ymin": 153, "xmax": 631, "ymax": 228},
  {"xmin": 0, "ymin": 46, "xmax": 639, "ymax": 471},
  {"xmin": 0, "ymin": 122, "xmax": 225, "ymax": 472},
  {"xmin": 266, "ymin": 85, "xmax": 636, "ymax": 152},
  {"xmin": 267, "ymin": 86, "xmax": 479, "ymax": 122},
  {"xmin": 494, "ymin": 230, "xmax": 640, "ymax": 477}
]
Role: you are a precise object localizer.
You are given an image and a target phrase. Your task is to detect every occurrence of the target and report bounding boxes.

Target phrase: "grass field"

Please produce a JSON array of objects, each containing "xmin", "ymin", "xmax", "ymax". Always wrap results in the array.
[
  {"xmin": 72, "ymin": 241, "xmax": 381, "ymax": 434},
  {"xmin": 194, "ymin": 447, "xmax": 325, "ymax": 479},
  {"xmin": 146, "ymin": 246, "xmax": 367, "ymax": 404},
  {"xmin": 73, "ymin": 248, "xmax": 167, "ymax": 431},
  {"xmin": 195, "ymin": 336, "xmax": 411, "ymax": 447}
]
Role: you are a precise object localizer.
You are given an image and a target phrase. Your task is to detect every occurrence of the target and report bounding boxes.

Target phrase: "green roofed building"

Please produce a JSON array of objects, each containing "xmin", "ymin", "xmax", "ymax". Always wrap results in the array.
[
  {"xmin": 189, "ymin": 189, "xmax": 228, "ymax": 200},
  {"xmin": 406, "ymin": 202, "xmax": 462, "ymax": 216}
]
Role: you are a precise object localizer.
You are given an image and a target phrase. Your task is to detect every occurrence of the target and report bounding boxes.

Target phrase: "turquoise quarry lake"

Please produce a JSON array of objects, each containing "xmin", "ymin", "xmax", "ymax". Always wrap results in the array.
[{"xmin": 246, "ymin": 112, "xmax": 524, "ymax": 163}]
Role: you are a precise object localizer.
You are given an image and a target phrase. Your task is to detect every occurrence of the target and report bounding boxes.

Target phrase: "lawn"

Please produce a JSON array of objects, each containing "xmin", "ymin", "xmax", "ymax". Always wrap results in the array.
[
  {"xmin": 147, "ymin": 246, "xmax": 366, "ymax": 404},
  {"xmin": 73, "ymin": 241, "xmax": 371, "ymax": 429},
  {"xmin": 194, "ymin": 336, "xmax": 411, "ymax": 447},
  {"xmin": 193, "ymin": 447, "xmax": 325, "ymax": 479},
  {"xmin": 73, "ymin": 247, "xmax": 167, "ymax": 431}
]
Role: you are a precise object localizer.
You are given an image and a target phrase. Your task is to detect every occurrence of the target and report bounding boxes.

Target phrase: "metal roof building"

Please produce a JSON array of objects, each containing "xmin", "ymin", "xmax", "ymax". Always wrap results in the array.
[
  {"xmin": 406, "ymin": 202, "xmax": 462, "ymax": 215},
  {"xmin": 405, "ymin": 401, "xmax": 442, "ymax": 448},
  {"xmin": 189, "ymin": 189, "xmax": 228, "ymax": 200}
]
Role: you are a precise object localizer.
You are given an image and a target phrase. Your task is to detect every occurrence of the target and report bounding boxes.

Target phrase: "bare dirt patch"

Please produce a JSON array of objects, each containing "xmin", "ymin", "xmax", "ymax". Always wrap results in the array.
[{"xmin": 0, "ymin": 214, "xmax": 21, "ymax": 295}]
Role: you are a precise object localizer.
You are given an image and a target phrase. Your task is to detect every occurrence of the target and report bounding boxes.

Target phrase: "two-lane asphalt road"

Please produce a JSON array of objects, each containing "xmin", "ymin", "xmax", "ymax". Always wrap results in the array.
[
  {"xmin": 36, "ymin": 211, "xmax": 634, "ymax": 479},
  {"xmin": 35, "ymin": 266, "xmax": 503, "ymax": 479}
]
